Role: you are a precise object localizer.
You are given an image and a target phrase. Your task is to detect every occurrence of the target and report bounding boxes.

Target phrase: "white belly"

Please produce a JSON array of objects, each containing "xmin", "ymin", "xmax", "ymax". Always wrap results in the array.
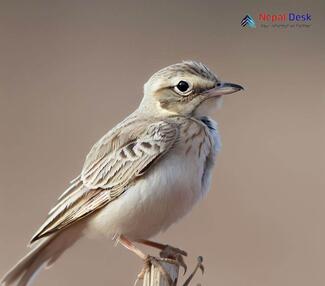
[{"xmin": 86, "ymin": 151, "xmax": 206, "ymax": 240}]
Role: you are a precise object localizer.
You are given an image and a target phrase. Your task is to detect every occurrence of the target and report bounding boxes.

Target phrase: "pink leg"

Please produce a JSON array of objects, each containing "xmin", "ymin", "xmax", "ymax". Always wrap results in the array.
[
  {"xmin": 136, "ymin": 239, "xmax": 188, "ymax": 257},
  {"xmin": 118, "ymin": 235, "xmax": 147, "ymax": 260}
]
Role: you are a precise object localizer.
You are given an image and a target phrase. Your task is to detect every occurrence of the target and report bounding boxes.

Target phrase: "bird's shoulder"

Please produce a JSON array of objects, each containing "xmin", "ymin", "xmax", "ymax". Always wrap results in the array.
[{"xmin": 80, "ymin": 113, "xmax": 181, "ymax": 187}]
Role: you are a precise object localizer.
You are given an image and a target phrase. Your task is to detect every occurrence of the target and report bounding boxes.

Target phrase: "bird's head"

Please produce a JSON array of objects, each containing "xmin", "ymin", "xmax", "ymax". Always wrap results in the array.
[{"xmin": 140, "ymin": 61, "xmax": 243, "ymax": 117}]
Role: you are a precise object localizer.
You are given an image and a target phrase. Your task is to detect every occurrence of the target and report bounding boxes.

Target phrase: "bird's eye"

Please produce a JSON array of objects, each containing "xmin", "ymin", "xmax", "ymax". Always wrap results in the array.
[
  {"xmin": 176, "ymin": 81, "xmax": 189, "ymax": 92},
  {"xmin": 174, "ymin": 80, "xmax": 192, "ymax": 95}
]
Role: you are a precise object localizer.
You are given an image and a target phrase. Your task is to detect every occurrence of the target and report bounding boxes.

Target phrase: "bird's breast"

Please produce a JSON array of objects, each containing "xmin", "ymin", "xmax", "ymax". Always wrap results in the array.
[{"xmin": 86, "ymin": 118, "xmax": 220, "ymax": 240}]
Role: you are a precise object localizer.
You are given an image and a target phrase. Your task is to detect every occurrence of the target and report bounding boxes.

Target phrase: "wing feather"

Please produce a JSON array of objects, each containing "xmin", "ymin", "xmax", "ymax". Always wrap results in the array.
[{"xmin": 31, "ymin": 120, "xmax": 179, "ymax": 243}]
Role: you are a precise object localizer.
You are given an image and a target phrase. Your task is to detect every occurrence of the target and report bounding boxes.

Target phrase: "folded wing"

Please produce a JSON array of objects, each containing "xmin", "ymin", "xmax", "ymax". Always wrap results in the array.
[{"xmin": 31, "ymin": 120, "xmax": 179, "ymax": 243}]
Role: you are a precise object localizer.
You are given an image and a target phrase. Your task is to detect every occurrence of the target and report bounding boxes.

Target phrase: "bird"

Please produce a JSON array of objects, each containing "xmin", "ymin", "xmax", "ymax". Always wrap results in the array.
[{"xmin": 1, "ymin": 60, "xmax": 243, "ymax": 285}]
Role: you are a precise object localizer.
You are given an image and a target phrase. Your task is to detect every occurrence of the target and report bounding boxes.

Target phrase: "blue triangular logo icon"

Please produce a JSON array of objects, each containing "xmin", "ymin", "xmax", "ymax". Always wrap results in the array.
[{"xmin": 241, "ymin": 15, "xmax": 256, "ymax": 28}]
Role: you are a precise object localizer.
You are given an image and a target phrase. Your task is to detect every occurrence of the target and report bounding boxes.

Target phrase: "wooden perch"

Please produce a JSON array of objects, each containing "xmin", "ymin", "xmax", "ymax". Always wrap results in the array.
[
  {"xmin": 141, "ymin": 256, "xmax": 204, "ymax": 286},
  {"xmin": 143, "ymin": 258, "xmax": 179, "ymax": 286}
]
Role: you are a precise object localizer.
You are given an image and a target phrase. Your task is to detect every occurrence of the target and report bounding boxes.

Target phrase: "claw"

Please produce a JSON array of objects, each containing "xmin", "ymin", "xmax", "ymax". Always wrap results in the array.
[
  {"xmin": 175, "ymin": 254, "xmax": 187, "ymax": 274},
  {"xmin": 159, "ymin": 245, "xmax": 188, "ymax": 275}
]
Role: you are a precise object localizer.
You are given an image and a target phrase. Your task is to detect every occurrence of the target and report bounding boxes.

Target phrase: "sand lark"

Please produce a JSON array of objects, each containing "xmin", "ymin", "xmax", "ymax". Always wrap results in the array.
[{"xmin": 1, "ymin": 61, "xmax": 243, "ymax": 285}]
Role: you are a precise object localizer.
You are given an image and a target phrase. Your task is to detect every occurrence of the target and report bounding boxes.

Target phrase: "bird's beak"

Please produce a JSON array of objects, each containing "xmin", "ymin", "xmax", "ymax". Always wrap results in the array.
[{"xmin": 204, "ymin": 82, "xmax": 244, "ymax": 97}]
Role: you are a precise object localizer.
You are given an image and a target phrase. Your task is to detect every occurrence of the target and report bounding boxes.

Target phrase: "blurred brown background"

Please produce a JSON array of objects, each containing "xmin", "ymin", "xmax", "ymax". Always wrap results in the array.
[{"xmin": 0, "ymin": 1, "xmax": 324, "ymax": 285}]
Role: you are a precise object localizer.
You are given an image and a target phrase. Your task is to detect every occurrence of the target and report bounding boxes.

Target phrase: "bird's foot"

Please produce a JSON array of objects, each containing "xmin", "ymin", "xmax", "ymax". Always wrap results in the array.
[
  {"xmin": 159, "ymin": 245, "xmax": 187, "ymax": 258},
  {"xmin": 159, "ymin": 245, "xmax": 188, "ymax": 274}
]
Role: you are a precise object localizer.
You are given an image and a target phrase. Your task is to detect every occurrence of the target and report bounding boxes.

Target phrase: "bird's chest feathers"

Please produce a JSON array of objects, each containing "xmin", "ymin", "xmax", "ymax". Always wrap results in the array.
[
  {"xmin": 149, "ymin": 118, "xmax": 220, "ymax": 204},
  {"xmin": 177, "ymin": 118, "xmax": 220, "ymax": 194}
]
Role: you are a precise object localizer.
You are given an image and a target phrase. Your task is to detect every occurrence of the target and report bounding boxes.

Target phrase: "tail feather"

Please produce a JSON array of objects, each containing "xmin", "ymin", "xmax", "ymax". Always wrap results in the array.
[{"xmin": 1, "ymin": 225, "xmax": 83, "ymax": 286}]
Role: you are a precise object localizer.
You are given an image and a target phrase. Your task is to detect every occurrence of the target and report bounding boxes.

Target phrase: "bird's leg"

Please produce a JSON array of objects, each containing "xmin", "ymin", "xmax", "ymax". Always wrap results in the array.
[
  {"xmin": 136, "ymin": 239, "xmax": 187, "ymax": 257},
  {"xmin": 136, "ymin": 239, "xmax": 187, "ymax": 273},
  {"xmin": 118, "ymin": 235, "xmax": 175, "ymax": 284},
  {"xmin": 118, "ymin": 235, "xmax": 147, "ymax": 259}
]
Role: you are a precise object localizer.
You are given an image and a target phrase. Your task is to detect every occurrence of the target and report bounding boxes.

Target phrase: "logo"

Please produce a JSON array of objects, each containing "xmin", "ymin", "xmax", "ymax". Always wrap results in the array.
[
  {"xmin": 241, "ymin": 13, "xmax": 312, "ymax": 29},
  {"xmin": 259, "ymin": 13, "xmax": 312, "ymax": 22},
  {"xmin": 241, "ymin": 15, "xmax": 256, "ymax": 28}
]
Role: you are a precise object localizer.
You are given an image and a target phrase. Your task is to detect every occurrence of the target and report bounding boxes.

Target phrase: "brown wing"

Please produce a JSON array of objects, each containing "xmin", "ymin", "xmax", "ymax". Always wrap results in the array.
[{"xmin": 30, "ymin": 120, "xmax": 178, "ymax": 243}]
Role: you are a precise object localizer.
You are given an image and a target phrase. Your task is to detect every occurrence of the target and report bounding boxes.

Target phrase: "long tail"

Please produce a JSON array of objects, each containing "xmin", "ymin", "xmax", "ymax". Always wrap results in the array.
[{"xmin": 1, "ymin": 224, "xmax": 83, "ymax": 286}]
